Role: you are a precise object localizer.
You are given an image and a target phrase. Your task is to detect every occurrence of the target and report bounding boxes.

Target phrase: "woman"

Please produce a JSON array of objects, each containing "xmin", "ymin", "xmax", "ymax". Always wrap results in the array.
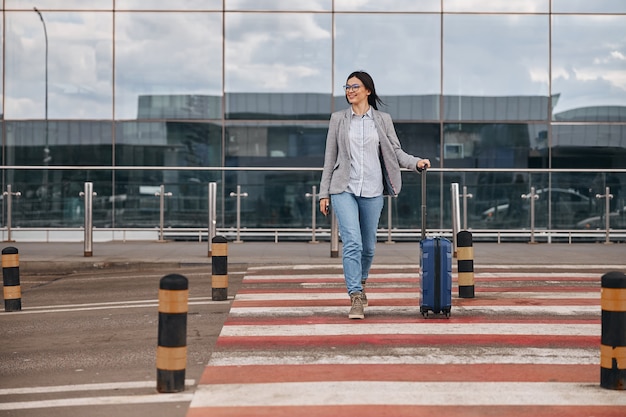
[{"xmin": 319, "ymin": 70, "xmax": 431, "ymax": 319}]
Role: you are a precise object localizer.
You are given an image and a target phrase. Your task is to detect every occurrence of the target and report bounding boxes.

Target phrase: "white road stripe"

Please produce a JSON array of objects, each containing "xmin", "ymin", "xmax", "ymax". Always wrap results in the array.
[
  {"xmin": 0, "ymin": 380, "xmax": 195, "ymax": 396},
  {"xmin": 0, "ymin": 393, "xmax": 194, "ymax": 410},
  {"xmin": 234, "ymin": 292, "xmax": 598, "ymax": 301},
  {"xmin": 229, "ymin": 305, "xmax": 599, "ymax": 316},
  {"xmin": 208, "ymin": 347, "xmax": 598, "ymax": 366},
  {"xmin": 219, "ymin": 323, "xmax": 599, "ymax": 337},
  {"xmin": 190, "ymin": 381, "xmax": 625, "ymax": 407},
  {"xmin": 1, "ymin": 299, "xmax": 229, "ymax": 315},
  {"xmin": 244, "ymin": 272, "xmax": 600, "ymax": 280}
]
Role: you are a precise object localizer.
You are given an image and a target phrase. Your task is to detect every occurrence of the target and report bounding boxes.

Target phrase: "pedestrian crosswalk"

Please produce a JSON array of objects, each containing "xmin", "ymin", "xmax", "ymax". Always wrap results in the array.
[{"xmin": 187, "ymin": 265, "xmax": 626, "ymax": 417}]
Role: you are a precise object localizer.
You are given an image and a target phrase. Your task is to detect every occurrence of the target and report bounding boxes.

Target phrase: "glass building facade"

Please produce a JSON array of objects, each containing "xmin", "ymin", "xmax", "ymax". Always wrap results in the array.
[{"xmin": 2, "ymin": 1, "xmax": 626, "ymax": 238}]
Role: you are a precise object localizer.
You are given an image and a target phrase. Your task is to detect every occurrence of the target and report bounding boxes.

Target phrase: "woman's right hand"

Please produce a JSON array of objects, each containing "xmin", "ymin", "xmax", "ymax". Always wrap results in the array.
[{"xmin": 319, "ymin": 198, "xmax": 330, "ymax": 216}]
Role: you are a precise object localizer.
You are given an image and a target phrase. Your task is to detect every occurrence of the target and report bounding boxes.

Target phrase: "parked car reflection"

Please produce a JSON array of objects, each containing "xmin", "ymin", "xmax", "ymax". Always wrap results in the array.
[
  {"xmin": 576, "ymin": 206, "xmax": 626, "ymax": 230},
  {"xmin": 481, "ymin": 188, "xmax": 595, "ymax": 228}
]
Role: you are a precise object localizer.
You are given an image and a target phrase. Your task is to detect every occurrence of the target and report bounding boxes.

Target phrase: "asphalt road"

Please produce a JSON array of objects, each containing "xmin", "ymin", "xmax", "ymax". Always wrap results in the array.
[{"xmin": 0, "ymin": 265, "xmax": 245, "ymax": 417}]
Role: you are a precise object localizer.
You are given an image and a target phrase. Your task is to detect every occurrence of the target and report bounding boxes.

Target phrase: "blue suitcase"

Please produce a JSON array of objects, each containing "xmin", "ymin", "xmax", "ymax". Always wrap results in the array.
[
  {"xmin": 418, "ymin": 169, "xmax": 452, "ymax": 318},
  {"xmin": 420, "ymin": 237, "xmax": 452, "ymax": 318}
]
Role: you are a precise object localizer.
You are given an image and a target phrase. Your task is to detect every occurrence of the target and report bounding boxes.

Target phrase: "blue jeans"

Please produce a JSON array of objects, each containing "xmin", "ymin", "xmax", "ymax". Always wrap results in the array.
[{"xmin": 331, "ymin": 192, "xmax": 384, "ymax": 295}]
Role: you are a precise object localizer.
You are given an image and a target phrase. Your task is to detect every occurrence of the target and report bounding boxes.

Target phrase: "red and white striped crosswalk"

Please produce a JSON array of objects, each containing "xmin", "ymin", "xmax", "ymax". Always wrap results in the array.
[{"xmin": 187, "ymin": 265, "xmax": 626, "ymax": 417}]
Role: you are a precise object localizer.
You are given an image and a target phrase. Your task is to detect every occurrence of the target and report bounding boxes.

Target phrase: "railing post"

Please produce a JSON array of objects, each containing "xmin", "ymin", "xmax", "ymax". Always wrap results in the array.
[
  {"xmin": 305, "ymin": 185, "xmax": 319, "ymax": 243},
  {"xmin": 451, "ymin": 183, "xmax": 461, "ymax": 256},
  {"xmin": 79, "ymin": 182, "xmax": 97, "ymax": 257},
  {"xmin": 229, "ymin": 185, "xmax": 248, "ymax": 243},
  {"xmin": 596, "ymin": 186, "xmax": 614, "ymax": 245},
  {"xmin": 3, "ymin": 185, "xmax": 22, "ymax": 242},
  {"xmin": 522, "ymin": 187, "xmax": 539, "ymax": 244},
  {"xmin": 207, "ymin": 182, "xmax": 217, "ymax": 256},
  {"xmin": 462, "ymin": 185, "xmax": 473, "ymax": 230},
  {"xmin": 155, "ymin": 185, "xmax": 173, "ymax": 243}
]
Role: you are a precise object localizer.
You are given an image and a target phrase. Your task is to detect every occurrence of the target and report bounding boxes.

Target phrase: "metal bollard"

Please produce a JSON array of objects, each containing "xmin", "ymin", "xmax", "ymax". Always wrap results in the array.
[
  {"xmin": 601, "ymin": 271, "xmax": 626, "ymax": 390},
  {"xmin": 79, "ymin": 182, "xmax": 97, "ymax": 257},
  {"xmin": 451, "ymin": 183, "xmax": 461, "ymax": 256},
  {"xmin": 207, "ymin": 182, "xmax": 217, "ymax": 257},
  {"xmin": 229, "ymin": 185, "xmax": 248, "ymax": 243},
  {"xmin": 157, "ymin": 274, "xmax": 188, "ymax": 393},
  {"xmin": 457, "ymin": 231, "xmax": 475, "ymax": 298},
  {"xmin": 305, "ymin": 186, "xmax": 319, "ymax": 243},
  {"xmin": 211, "ymin": 236, "xmax": 228, "ymax": 301},
  {"xmin": 2, "ymin": 247, "xmax": 21, "ymax": 312},
  {"xmin": 3, "ymin": 185, "xmax": 22, "ymax": 243}
]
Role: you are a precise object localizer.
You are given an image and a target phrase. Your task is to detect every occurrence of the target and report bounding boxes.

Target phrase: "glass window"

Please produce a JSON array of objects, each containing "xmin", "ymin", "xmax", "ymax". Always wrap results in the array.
[
  {"xmin": 115, "ymin": 121, "xmax": 222, "ymax": 168},
  {"xmin": 114, "ymin": 169, "xmax": 222, "ymax": 228},
  {"xmin": 224, "ymin": 13, "xmax": 332, "ymax": 102},
  {"xmin": 224, "ymin": 122, "xmax": 328, "ymax": 163},
  {"xmin": 443, "ymin": 14, "xmax": 549, "ymax": 121},
  {"xmin": 4, "ymin": 11, "xmax": 113, "ymax": 119},
  {"xmin": 6, "ymin": 0, "xmax": 111, "ymax": 9},
  {"xmin": 444, "ymin": 0, "xmax": 548, "ymax": 13},
  {"xmin": 115, "ymin": 12, "xmax": 222, "ymax": 120},
  {"xmin": 227, "ymin": 92, "xmax": 330, "ymax": 120},
  {"xmin": 552, "ymin": 124, "xmax": 626, "ymax": 169},
  {"xmin": 335, "ymin": 14, "xmax": 440, "ymax": 117},
  {"xmin": 226, "ymin": 0, "xmax": 331, "ymax": 11},
  {"xmin": 335, "ymin": 0, "xmax": 439, "ymax": 12},
  {"xmin": 117, "ymin": 0, "xmax": 222, "ymax": 10},
  {"xmin": 552, "ymin": 15, "xmax": 626, "ymax": 120},
  {"xmin": 5, "ymin": 121, "xmax": 113, "ymax": 166},
  {"xmin": 9, "ymin": 168, "xmax": 113, "ymax": 228},
  {"xmin": 553, "ymin": 0, "xmax": 626, "ymax": 13},
  {"xmin": 443, "ymin": 122, "xmax": 546, "ymax": 169}
]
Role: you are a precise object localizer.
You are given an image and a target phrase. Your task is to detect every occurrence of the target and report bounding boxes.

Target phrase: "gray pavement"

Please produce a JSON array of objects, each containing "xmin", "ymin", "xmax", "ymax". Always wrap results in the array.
[{"xmin": 4, "ymin": 239, "xmax": 626, "ymax": 273}]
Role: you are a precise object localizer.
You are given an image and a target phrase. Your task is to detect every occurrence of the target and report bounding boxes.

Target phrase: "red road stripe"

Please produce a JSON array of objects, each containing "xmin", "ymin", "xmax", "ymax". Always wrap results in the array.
[
  {"xmin": 237, "ymin": 286, "xmax": 598, "ymax": 294},
  {"xmin": 198, "ymin": 363, "xmax": 597, "ymax": 384},
  {"xmin": 188, "ymin": 405, "xmax": 626, "ymax": 417},
  {"xmin": 216, "ymin": 334, "xmax": 599, "ymax": 349}
]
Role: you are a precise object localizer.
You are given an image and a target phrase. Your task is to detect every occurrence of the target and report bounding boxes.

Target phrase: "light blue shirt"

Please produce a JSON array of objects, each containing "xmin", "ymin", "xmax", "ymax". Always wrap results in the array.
[{"xmin": 347, "ymin": 107, "xmax": 384, "ymax": 197}]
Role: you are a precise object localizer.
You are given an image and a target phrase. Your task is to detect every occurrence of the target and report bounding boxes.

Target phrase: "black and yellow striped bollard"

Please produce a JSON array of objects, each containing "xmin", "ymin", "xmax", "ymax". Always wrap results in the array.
[
  {"xmin": 157, "ymin": 274, "xmax": 188, "ymax": 393},
  {"xmin": 457, "ymin": 231, "xmax": 475, "ymax": 298},
  {"xmin": 601, "ymin": 270, "xmax": 626, "ymax": 390},
  {"xmin": 211, "ymin": 236, "xmax": 228, "ymax": 301},
  {"xmin": 2, "ymin": 247, "xmax": 22, "ymax": 312}
]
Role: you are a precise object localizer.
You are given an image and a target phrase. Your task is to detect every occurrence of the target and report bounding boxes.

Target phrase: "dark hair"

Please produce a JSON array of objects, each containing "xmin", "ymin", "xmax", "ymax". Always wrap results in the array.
[{"xmin": 345, "ymin": 70, "xmax": 384, "ymax": 110}]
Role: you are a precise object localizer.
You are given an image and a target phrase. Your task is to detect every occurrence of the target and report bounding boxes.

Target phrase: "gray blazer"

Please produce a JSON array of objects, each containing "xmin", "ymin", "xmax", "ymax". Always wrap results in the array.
[{"xmin": 319, "ymin": 108, "xmax": 423, "ymax": 199}]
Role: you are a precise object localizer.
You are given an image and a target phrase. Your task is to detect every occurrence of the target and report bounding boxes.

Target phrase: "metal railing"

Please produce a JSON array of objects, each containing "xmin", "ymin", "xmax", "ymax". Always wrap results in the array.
[{"xmin": 1, "ymin": 167, "xmax": 625, "ymax": 244}]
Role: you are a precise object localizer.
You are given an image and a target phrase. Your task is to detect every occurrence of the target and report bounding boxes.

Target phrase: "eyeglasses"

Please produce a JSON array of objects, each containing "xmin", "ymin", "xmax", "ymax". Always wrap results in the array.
[{"xmin": 343, "ymin": 84, "xmax": 362, "ymax": 92}]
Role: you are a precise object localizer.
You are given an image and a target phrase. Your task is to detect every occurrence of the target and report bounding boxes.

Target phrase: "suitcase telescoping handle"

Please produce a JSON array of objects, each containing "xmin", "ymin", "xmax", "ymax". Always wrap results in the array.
[{"xmin": 421, "ymin": 167, "xmax": 427, "ymax": 240}]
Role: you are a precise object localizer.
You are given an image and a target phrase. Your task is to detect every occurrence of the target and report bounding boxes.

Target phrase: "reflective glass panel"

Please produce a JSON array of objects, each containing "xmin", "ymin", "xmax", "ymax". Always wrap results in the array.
[
  {"xmin": 224, "ymin": 122, "xmax": 328, "ymax": 164},
  {"xmin": 226, "ymin": 0, "xmax": 331, "ymax": 11},
  {"xmin": 335, "ymin": 14, "xmax": 440, "ymax": 118},
  {"xmin": 114, "ymin": 169, "xmax": 222, "ymax": 228},
  {"xmin": 117, "ymin": 0, "xmax": 222, "ymax": 10},
  {"xmin": 443, "ymin": 14, "xmax": 549, "ymax": 121},
  {"xmin": 553, "ymin": 0, "xmax": 626, "ymax": 13},
  {"xmin": 5, "ymin": 121, "xmax": 113, "ymax": 166},
  {"xmin": 223, "ymin": 170, "xmax": 322, "ymax": 228},
  {"xmin": 115, "ymin": 122, "xmax": 222, "ymax": 168},
  {"xmin": 224, "ymin": 13, "xmax": 332, "ymax": 99},
  {"xmin": 227, "ymin": 93, "xmax": 331, "ymax": 120},
  {"xmin": 551, "ymin": 124, "xmax": 626, "ymax": 169},
  {"xmin": 444, "ymin": 0, "xmax": 548, "ymax": 13},
  {"xmin": 444, "ymin": 123, "xmax": 547, "ymax": 169},
  {"xmin": 115, "ymin": 12, "xmax": 222, "ymax": 119},
  {"xmin": 8, "ymin": 168, "xmax": 113, "ymax": 228},
  {"xmin": 7, "ymin": 0, "xmax": 111, "ymax": 9},
  {"xmin": 4, "ymin": 11, "xmax": 113, "ymax": 119},
  {"xmin": 552, "ymin": 15, "xmax": 626, "ymax": 119},
  {"xmin": 335, "ymin": 0, "xmax": 439, "ymax": 12}
]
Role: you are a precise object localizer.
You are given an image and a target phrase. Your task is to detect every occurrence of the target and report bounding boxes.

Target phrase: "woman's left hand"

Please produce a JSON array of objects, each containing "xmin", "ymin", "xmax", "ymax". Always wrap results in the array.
[{"xmin": 417, "ymin": 159, "xmax": 431, "ymax": 170}]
